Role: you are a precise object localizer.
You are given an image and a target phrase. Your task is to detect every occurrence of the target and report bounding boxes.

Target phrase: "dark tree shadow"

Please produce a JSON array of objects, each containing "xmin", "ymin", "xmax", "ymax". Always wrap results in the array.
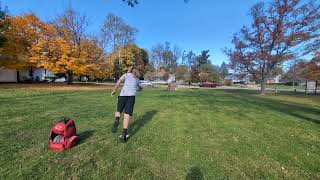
[
  {"xmin": 220, "ymin": 89, "xmax": 320, "ymax": 124},
  {"xmin": 129, "ymin": 110, "xmax": 158, "ymax": 138},
  {"xmin": 186, "ymin": 167, "xmax": 203, "ymax": 180},
  {"xmin": 78, "ymin": 130, "xmax": 95, "ymax": 144}
]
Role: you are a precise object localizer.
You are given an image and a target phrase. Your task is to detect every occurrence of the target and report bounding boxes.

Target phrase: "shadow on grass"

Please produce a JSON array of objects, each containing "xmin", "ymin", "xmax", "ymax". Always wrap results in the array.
[
  {"xmin": 129, "ymin": 110, "xmax": 158, "ymax": 138},
  {"xmin": 78, "ymin": 130, "xmax": 95, "ymax": 144},
  {"xmin": 219, "ymin": 89, "xmax": 320, "ymax": 124},
  {"xmin": 186, "ymin": 167, "xmax": 203, "ymax": 180}
]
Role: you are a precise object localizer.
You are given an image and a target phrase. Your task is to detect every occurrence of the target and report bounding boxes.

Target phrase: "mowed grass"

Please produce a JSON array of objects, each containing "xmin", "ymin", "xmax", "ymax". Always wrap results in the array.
[
  {"xmin": 0, "ymin": 87, "xmax": 319, "ymax": 179},
  {"xmin": 266, "ymin": 84, "xmax": 306, "ymax": 90}
]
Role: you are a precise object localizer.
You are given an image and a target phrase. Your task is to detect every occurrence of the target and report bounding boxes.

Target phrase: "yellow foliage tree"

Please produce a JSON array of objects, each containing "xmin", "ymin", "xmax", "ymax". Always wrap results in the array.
[
  {"xmin": 0, "ymin": 14, "xmax": 46, "ymax": 81},
  {"xmin": 30, "ymin": 7, "xmax": 111, "ymax": 84},
  {"xmin": 108, "ymin": 44, "xmax": 148, "ymax": 80},
  {"xmin": 30, "ymin": 30, "xmax": 111, "ymax": 80}
]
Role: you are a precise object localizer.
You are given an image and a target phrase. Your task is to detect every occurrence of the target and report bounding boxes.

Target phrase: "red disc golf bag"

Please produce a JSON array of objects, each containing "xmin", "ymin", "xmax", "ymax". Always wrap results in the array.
[{"xmin": 49, "ymin": 118, "xmax": 78, "ymax": 151}]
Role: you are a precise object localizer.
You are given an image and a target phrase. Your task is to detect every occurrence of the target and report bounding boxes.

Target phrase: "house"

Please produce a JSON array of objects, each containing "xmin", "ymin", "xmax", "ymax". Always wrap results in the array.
[
  {"xmin": 241, "ymin": 74, "xmax": 255, "ymax": 85},
  {"xmin": 145, "ymin": 69, "xmax": 175, "ymax": 84},
  {"xmin": 151, "ymin": 71, "xmax": 175, "ymax": 84},
  {"xmin": 267, "ymin": 75, "xmax": 281, "ymax": 84},
  {"xmin": 0, "ymin": 67, "xmax": 54, "ymax": 82},
  {"xmin": 281, "ymin": 74, "xmax": 303, "ymax": 86},
  {"xmin": 0, "ymin": 68, "xmax": 17, "ymax": 82},
  {"xmin": 224, "ymin": 74, "xmax": 255, "ymax": 85}
]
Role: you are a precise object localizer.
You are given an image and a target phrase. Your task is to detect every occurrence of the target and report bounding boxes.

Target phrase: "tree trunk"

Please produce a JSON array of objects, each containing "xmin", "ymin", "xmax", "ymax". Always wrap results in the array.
[
  {"xmin": 16, "ymin": 70, "xmax": 20, "ymax": 83},
  {"xmin": 67, "ymin": 71, "xmax": 73, "ymax": 85},
  {"xmin": 315, "ymin": 80, "xmax": 318, "ymax": 95},
  {"xmin": 305, "ymin": 81, "xmax": 307, "ymax": 94},
  {"xmin": 260, "ymin": 77, "xmax": 267, "ymax": 95},
  {"xmin": 29, "ymin": 66, "xmax": 34, "ymax": 82}
]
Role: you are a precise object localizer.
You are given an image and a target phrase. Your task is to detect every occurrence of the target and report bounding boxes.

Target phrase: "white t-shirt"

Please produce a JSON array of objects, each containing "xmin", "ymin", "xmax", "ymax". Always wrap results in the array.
[{"xmin": 119, "ymin": 73, "xmax": 141, "ymax": 96}]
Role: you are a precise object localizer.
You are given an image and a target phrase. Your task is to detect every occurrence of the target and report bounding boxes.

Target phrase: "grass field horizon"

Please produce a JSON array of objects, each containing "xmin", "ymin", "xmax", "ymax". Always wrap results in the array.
[{"xmin": 0, "ymin": 87, "xmax": 319, "ymax": 179}]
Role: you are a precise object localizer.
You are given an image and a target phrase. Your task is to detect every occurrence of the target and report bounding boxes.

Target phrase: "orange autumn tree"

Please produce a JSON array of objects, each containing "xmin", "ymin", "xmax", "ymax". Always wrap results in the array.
[
  {"xmin": 30, "ymin": 7, "xmax": 109, "ymax": 84},
  {"xmin": 108, "ymin": 44, "xmax": 148, "ymax": 80},
  {"xmin": 30, "ymin": 27, "xmax": 109, "ymax": 81},
  {"xmin": 78, "ymin": 37, "xmax": 112, "ymax": 79},
  {"xmin": 297, "ymin": 58, "xmax": 320, "ymax": 81},
  {"xmin": 0, "ymin": 14, "xmax": 46, "ymax": 81},
  {"xmin": 54, "ymin": 7, "xmax": 88, "ymax": 84}
]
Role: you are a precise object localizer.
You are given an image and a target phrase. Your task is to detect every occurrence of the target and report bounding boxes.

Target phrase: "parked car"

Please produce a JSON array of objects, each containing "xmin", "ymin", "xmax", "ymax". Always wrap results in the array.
[
  {"xmin": 199, "ymin": 82, "xmax": 218, "ymax": 88},
  {"xmin": 140, "ymin": 80, "xmax": 153, "ymax": 87},
  {"xmin": 54, "ymin": 77, "xmax": 66, "ymax": 83}
]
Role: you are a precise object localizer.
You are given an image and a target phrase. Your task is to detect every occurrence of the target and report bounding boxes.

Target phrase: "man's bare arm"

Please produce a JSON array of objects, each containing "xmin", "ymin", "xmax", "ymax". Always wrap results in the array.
[{"xmin": 111, "ymin": 78, "xmax": 123, "ymax": 96}]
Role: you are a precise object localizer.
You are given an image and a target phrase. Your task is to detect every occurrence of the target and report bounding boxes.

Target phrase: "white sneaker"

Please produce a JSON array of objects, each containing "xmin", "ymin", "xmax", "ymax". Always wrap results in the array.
[{"xmin": 119, "ymin": 134, "xmax": 130, "ymax": 142}]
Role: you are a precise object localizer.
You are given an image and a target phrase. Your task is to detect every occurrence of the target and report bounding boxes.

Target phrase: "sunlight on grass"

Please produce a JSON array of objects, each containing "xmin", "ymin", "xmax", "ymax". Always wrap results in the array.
[{"xmin": 0, "ymin": 88, "xmax": 319, "ymax": 179}]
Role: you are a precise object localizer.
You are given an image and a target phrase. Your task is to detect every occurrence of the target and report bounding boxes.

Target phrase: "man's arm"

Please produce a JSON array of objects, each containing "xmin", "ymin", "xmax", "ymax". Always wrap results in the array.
[
  {"xmin": 111, "ymin": 76, "xmax": 124, "ymax": 96},
  {"xmin": 137, "ymin": 80, "xmax": 143, "ymax": 91}
]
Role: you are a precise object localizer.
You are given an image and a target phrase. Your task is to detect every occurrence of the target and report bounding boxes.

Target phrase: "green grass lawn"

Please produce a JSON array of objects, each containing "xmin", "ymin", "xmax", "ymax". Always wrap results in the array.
[
  {"xmin": 0, "ymin": 87, "xmax": 319, "ymax": 179},
  {"xmin": 266, "ymin": 84, "xmax": 306, "ymax": 90}
]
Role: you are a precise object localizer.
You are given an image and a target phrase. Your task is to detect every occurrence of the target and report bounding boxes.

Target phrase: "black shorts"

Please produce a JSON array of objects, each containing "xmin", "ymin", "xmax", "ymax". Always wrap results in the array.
[{"xmin": 117, "ymin": 96, "xmax": 135, "ymax": 116}]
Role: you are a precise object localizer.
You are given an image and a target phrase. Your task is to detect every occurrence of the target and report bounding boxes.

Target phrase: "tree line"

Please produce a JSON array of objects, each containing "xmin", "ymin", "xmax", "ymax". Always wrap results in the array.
[
  {"xmin": 148, "ymin": 42, "xmax": 228, "ymax": 84},
  {"xmin": 0, "ymin": 4, "xmax": 228, "ymax": 85},
  {"xmin": 0, "ymin": 5, "xmax": 149, "ymax": 84},
  {"xmin": 0, "ymin": 0, "xmax": 318, "ymax": 91}
]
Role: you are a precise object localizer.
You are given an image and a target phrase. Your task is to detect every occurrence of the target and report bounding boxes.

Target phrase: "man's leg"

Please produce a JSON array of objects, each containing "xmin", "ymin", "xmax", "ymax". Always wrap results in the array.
[
  {"xmin": 112, "ymin": 96, "xmax": 126, "ymax": 133},
  {"xmin": 119, "ymin": 96, "xmax": 134, "ymax": 142},
  {"xmin": 115, "ymin": 112, "xmax": 121, "ymax": 118},
  {"xmin": 112, "ymin": 112, "xmax": 121, "ymax": 133},
  {"xmin": 123, "ymin": 113, "xmax": 130, "ymax": 129},
  {"xmin": 120, "ymin": 114, "xmax": 130, "ymax": 142}
]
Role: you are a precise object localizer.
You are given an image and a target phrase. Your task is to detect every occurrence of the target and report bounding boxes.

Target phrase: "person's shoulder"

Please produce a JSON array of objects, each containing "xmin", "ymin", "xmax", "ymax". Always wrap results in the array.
[{"xmin": 120, "ymin": 73, "xmax": 127, "ymax": 80}]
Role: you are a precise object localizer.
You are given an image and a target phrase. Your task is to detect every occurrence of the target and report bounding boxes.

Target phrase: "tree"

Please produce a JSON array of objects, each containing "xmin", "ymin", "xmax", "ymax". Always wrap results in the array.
[
  {"xmin": 150, "ymin": 42, "xmax": 181, "ymax": 73},
  {"xmin": 29, "ymin": 7, "xmax": 109, "ymax": 84},
  {"xmin": 225, "ymin": 0, "xmax": 320, "ymax": 94},
  {"xmin": 183, "ymin": 50, "xmax": 197, "ymax": 68},
  {"xmin": 175, "ymin": 65, "xmax": 189, "ymax": 81},
  {"xmin": 190, "ymin": 65, "xmax": 200, "ymax": 83},
  {"xmin": 0, "ymin": 14, "xmax": 47, "ymax": 82},
  {"xmin": 76, "ymin": 36, "xmax": 111, "ymax": 79},
  {"xmin": 188, "ymin": 50, "xmax": 220, "ymax": 83},
  {"xmin": 54, "ymin": 7, "xmax": 89, "ymax": 84},
  {"xmin": 294, "ymin": 58, "xmax": 320, "ymax": 94},
  {"xmin": 270, "ymin": 65, "xmax": 284, "ymax": 77},
  {"xmin": 108, "ymin": 44, "xmax": 148, "ymax": 80},
  {"xmin": 101, "ymin": 13, "xmax": 137, "ymax": 52},
  {"xmin": 219, "ymin": 62, "xmax": 229, "ymax": 79},
  {"xmin": 30, "ymin": 29, "xmax": 109, "ymax": 80},
  {"xmin": 122, "ymin": 0, "xmax": 138, "ymax": 7},
  {"xmin": 196, "ymin": 50, "xmax": 210, "ymax": 65},
  {"xmin": 199, "ymin": 72, "xmax": 209, "ymax": 83},
  {"xmin": 296, "ymin": 58, "xmax": 320, "ymax": 81},
  {"xmin": 282, "ymin": 60, "xmax": 304, "ymax": 84},
  {"xmin": 150, "ymin": 43, "xmax": 164, "ymax": 69},
  {"xmin": 122, "ymin": 0, "xmax": 189, "ymax": 7},
  {"xmin": 0, "ymin": 4, "xmax": 8, "ymax": 48},
  {"xmin": 200, "ymin": 63, "xmax": 220, "ymax": 82}
]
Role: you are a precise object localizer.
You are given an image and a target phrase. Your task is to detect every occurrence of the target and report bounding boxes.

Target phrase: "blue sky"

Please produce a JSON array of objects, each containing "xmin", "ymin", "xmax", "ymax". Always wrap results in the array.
[{"xmin": 3, "ymin": 0, "xmax": 259, "ymax": 65}]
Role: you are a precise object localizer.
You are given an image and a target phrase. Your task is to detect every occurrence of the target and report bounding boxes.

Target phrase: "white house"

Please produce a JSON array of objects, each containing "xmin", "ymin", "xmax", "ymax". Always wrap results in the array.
[
  {"xmin": 224, "ymin": 74, "xmax": 255, "ymax": 85},
  {"xmin": 0, "ymin": 67, "xmax": 54, "ymax": 82},
  {"xmin": 149, "ymin": 71, "xmax": 175, "ymax": 84},
  {"xmin": 267, "ymin": 75, "xmax": 281, "ymax": 84}
]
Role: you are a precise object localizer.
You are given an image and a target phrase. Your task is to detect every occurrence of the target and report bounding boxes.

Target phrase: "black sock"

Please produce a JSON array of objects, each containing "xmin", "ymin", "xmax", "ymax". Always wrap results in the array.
[
  {"xmin": 123, "ymin": 128, "xmax": 128, "ymax": 135},
  {"xmin": 115, "ymin": 117, "xmax": 120, "ymax": 121}
]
